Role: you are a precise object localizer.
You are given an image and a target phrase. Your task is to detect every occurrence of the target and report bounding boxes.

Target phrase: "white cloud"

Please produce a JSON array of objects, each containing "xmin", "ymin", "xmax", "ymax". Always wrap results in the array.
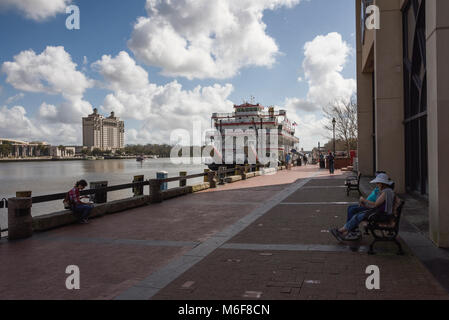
[
  {"xmin": 283, "ymin": 32, "xmax": 356, "ymax": 150},
  {"xmin": 92, "ymin": 51, "xmax": 149, "ymax": 92},
  {"xmin": 2, "ymin": 46, "xmax": 93, "ymax": 125},
  {"xmin": 285, "ymin": 97, "xmax": 316, "ymax": 113},
  {"xmin": 94, "ymin": 52, "xmax": 234, "ymax": 144},
  {"xmin": 0, "ymin": 0, "xmax": 72, "ymax": 21},
  {"xmin": 128, "ymin": 0, "xmax": 303, "ymax": 79},
  {"xmin": 0, "ymin": 105, "xmax": 40, "ymax": 139},
  {"xmin": 5, "ymin": 92, "xmax": 25, "ymax": 104},
  {"xmin": 0, "ymin": 105, "xmax": 82, "ymax": 145},
  {"xmin": 2, "ymin": 46, "xmax": 92, "ymax": 100},
  {"xmin": 302, "ymin": 32, "xmax": 356, "ymax": 107}
]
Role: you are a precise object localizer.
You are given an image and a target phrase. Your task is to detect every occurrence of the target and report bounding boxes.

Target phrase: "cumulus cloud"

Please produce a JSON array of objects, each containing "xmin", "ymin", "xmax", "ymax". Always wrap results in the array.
[
  {"xmin": 128, "ymin": 0, "xmax": 302, "ymax": 79},
  {"xmin": 302, "ymin": 32, "xmax": 356, "ymax": 107},
  {"xmin": 2, "ymin": 46, "xmax": 92, "ymax": 100},
  {"xmin": 283, "ymin": 32, "xmax": 356, "ymax": 150},
  {"xmin": 93, "ymin": 51, "xmax": 234, "ymax": 144},
  {"xmin": 0, "ymin": 46, "xmax": 93, "ymax": 144},
  {"xmin": 2, "ymin": 46, "xmax": 93, "ymax": 125},
  {"xmin": 0, "ymin": 105, "xmax": 82, "ymax": 145},
  {"xmin": 0, "ymin": 0, "xmax": 72, "ymax": 21},
  {"xmin": 284, "ymin": 97, "xmax": 316, "ymax": 113},
  {"xmin": 0, "ymin": 105, "xmax": 40, "ymax": 139},
  {"xmin": 92, "ymin": 51, "xmax": 149, "ymax": 92}
]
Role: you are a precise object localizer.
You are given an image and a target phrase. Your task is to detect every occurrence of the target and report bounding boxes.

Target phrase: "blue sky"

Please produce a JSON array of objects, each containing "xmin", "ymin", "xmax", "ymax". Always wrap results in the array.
[{"xmin": 0, "ymin": 0, "xmax": 356, "ymax": 150}]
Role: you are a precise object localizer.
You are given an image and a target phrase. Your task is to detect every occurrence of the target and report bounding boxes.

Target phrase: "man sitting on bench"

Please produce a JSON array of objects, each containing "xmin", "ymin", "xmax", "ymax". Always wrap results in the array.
[{"xmin": 330, "ymin": 173, "xmax": 395, "ymax": 241}]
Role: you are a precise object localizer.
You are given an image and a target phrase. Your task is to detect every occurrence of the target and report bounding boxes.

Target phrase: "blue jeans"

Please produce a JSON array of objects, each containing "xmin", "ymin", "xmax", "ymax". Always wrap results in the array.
[
  {"xmin": 74, "ymin": 204, "xmax": 93, "ymax": 220},
  {"xmin": 329, "ymin": 162, "xmax": 334, "ymax": 174},
  {"xmin": 347, "ymin": 205, "xmax": 369, "ymax": 222},
  {"xmin": 344, "ymin": 208, "xmax": 371, "ymax": 231}
]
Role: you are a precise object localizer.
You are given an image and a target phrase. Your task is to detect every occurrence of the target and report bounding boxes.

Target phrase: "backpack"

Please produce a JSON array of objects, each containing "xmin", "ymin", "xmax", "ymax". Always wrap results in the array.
[{"xmin": 63, "ymin": 191, "xmax": 73, "ymax": 210}]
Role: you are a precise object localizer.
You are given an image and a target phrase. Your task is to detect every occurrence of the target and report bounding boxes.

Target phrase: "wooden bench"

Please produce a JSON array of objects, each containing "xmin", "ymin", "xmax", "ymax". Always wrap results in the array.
[
  {"xmin": 345, "ymin": 172, "xmax": 361, "ymax": 196},
  {"xmin": 363, "ymin": 196, "xmax": 405, "ymax": 255}
]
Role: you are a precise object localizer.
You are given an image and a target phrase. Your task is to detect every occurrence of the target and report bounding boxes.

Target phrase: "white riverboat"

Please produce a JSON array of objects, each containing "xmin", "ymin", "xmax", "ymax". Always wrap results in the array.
[{"xmin": 207, "ymin": 102, "xmax": 300, "ymax": 170}]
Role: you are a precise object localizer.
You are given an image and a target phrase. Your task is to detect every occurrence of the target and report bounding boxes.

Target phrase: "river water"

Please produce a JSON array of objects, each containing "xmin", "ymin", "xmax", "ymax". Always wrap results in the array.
[{"xmin": 0, "ymin": 158, "xmax": 207, "ymax": 228}]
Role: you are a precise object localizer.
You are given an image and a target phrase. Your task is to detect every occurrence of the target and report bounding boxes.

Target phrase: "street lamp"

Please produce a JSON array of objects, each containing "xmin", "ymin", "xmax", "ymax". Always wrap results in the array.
[{"xmin": 332, "ymin": 118, "xmax": 336, "ymax": 155}]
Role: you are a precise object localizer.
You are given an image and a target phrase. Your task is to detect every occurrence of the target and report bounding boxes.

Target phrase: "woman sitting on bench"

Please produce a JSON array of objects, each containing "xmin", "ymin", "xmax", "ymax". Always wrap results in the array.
[{"xmin": 331, "ymin": 173, "xmax": 395, "ymax": 241}]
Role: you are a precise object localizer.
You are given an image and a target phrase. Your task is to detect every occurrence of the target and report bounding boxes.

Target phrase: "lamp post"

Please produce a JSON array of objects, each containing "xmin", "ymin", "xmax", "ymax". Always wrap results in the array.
[{"xmin": 332, "ymin": 118, "xmax": 336, "ymax": 155}]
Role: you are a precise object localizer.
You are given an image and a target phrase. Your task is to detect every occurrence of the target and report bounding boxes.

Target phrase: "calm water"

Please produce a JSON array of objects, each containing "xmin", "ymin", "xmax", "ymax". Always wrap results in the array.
[{"xmin": 0, "ymin": 158, "xmax": 207, "ymax": 228}]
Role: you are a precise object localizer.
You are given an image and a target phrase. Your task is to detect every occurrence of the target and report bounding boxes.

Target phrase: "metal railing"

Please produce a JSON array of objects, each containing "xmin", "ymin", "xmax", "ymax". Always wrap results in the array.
[{"xmin": 0, "ymin": 165, "xmax": 268, "ymax": 238}]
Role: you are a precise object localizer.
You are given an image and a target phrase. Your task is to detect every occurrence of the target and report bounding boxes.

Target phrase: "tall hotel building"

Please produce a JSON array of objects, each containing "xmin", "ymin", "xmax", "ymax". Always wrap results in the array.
[
  {"xmin": 82, "ymin": 108, "xmax": 125, "ymax": 151},
  {"xmin": 356, "ymin": 0, "xmax": 449, "ymax": 247}
]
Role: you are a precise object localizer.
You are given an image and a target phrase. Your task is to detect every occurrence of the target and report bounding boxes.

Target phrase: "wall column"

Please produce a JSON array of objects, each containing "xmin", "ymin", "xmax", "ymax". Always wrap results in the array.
[
  {"xmin": 356, "ymin": 0, "xmax": 375, "ymax": 176},
  {"xmin": 426, "ymin": 0, "xmax": 449, "ymax": 247},
  {"xmin": 373, "ymin": 0, "xmax": 406, "ymax": 192}
]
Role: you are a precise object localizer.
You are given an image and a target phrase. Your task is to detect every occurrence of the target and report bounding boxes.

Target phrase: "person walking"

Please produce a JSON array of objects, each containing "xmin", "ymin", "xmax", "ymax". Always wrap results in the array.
[
  {"xmin": 327, "ymin": 151, "xmax": 335, "ymax": 174},
  {"xmin": 285, "ymin": 153, "xmax": 291, "ymax": 170}
]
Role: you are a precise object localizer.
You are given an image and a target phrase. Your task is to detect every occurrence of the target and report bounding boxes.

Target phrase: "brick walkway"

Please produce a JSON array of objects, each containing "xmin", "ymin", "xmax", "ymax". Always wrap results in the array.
[{"xmin": 1, "ymin": 166, "xmax": 447, "ymax": 300}]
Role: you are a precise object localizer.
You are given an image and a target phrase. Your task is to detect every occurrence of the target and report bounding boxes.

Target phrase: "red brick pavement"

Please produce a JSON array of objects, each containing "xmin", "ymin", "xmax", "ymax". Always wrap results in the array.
[{"xmin": 1, "ymin": 166, "xmax": 447, "ymax": 300}]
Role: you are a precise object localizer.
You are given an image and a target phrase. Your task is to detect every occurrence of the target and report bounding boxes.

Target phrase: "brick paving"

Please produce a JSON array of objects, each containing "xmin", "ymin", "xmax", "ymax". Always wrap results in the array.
[{"xmin": 1, "ymin": 165, "xmax": 448, "ymax": 300}]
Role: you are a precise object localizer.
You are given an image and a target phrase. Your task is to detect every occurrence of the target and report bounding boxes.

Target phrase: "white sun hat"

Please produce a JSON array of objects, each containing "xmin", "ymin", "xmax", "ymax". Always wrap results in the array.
[{"xmin": 370, "ymin": 173, "xmax": 394, "ymax": 185}]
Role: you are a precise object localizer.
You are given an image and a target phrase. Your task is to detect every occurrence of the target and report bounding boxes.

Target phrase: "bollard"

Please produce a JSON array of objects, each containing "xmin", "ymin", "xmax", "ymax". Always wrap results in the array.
[
  {"xmin": 218, "ymin": 166, "xmax": 226, "ymax": 185},
  {"xmin": 157, "ymin": 171, "xmax": 168, "ymax": 191},
  {"xmin": 149, "ymin": 179, "xmax": 163, "ymax": 203},
  {"xmin": 133, "ymin": 175, "xmax": 144, "ymax": 196},
  {"xmin": 179, "ymin": 171, "xmax": 187, "ymax": 187},
  {"xmin": 234, "ymin": 165, "xmax": 241, "ymax": 176},
  {"xmin": 90, "ymin": 181, "xmax": 108, "ymax": 204},
  {"xmin": 8, "ymin": 197, "xmax": 33, "ymax": 240},
  {"xmin": 204, "ymin": 169, "xmax": 210, "ymax": 183},
  {"xmin": 207, "ymin": 171, "xmax": 217, "ymax": 188},
  {"xmin": 240, "ymin": 165, "xmax": 247, "ymax": 180}
]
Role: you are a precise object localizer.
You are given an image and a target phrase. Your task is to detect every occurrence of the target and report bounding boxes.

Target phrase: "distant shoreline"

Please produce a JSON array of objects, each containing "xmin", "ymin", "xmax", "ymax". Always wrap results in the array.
[{"xmin": 0, "ymin": 156, "xmax": 157, "ymax": 163}]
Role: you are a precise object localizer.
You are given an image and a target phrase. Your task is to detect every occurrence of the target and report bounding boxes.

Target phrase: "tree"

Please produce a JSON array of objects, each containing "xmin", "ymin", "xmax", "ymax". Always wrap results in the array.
[
  {"xmin": 0, "ymin": 144, "xmax": 12, "ymax": 158},
  {"xmin": 323, "ymin": 95, "xmax": 358, "ymax": 156}
]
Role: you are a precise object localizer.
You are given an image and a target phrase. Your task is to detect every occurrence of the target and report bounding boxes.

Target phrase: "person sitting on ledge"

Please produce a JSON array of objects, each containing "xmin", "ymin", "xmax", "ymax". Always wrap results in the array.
[
  {"xmin": 68, "ymin": 180, "xmax": 93, "ymax": 224},
  {"xmin": 330, "ymin": 173, "xmax": 395, "ymax": 241}
]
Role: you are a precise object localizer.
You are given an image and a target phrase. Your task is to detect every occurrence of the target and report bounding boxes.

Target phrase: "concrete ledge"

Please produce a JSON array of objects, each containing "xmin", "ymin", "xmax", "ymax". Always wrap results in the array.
[
  {"xmin": 244, "ymin": 172, "xmax": 256, "ymax": 179},
  {"xmin": 32, "ymin": 183, "xmax": 213, "ymax": 233},
  {"xmin": 162, "ymin": 187, "xmax": 191, "ymax": 200},
  {"xmin": 190, "ymin": 183, "xmax": 210, "ymax": 193},
  {"xmin": 262, "ymin": 168, "xmax": 277, "ymax": 175},
  {"xmin": 226, "ymin": 175, "xmax": 242, "ymax": 183},
  {"xmin": 33, "ymin": 196, "xmax": 150, "ymax": 232}
]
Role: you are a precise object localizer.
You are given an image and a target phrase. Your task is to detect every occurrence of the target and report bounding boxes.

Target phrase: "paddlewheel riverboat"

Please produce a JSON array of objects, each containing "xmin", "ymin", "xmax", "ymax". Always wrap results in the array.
[{"xmin": 207, "ymin": 102, "xmax": 300, "ymax": 170}]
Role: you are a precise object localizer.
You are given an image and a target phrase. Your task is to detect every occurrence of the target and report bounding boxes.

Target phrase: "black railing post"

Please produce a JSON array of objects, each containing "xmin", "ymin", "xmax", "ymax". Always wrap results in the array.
[
  {"xmin": 133, "ymin": 175, "xmax": 144, "ymax": 196},
  {"xmin": 90, "ymin": 181, "xmax": 108, "ymax": 204},
  {"xmin": 150, "ymin": 179, "xmax": 163, "ymax": 203}
]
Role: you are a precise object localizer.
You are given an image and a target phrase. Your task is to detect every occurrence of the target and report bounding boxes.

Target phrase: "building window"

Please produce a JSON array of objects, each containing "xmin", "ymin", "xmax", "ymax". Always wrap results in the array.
[
  {"xmin": 403, "ymin": 0, "xmax": 428, "ymax": 195},
  {"xmin": 361, "ymin": 0, "xmax": 374, "ymax": 44}
]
